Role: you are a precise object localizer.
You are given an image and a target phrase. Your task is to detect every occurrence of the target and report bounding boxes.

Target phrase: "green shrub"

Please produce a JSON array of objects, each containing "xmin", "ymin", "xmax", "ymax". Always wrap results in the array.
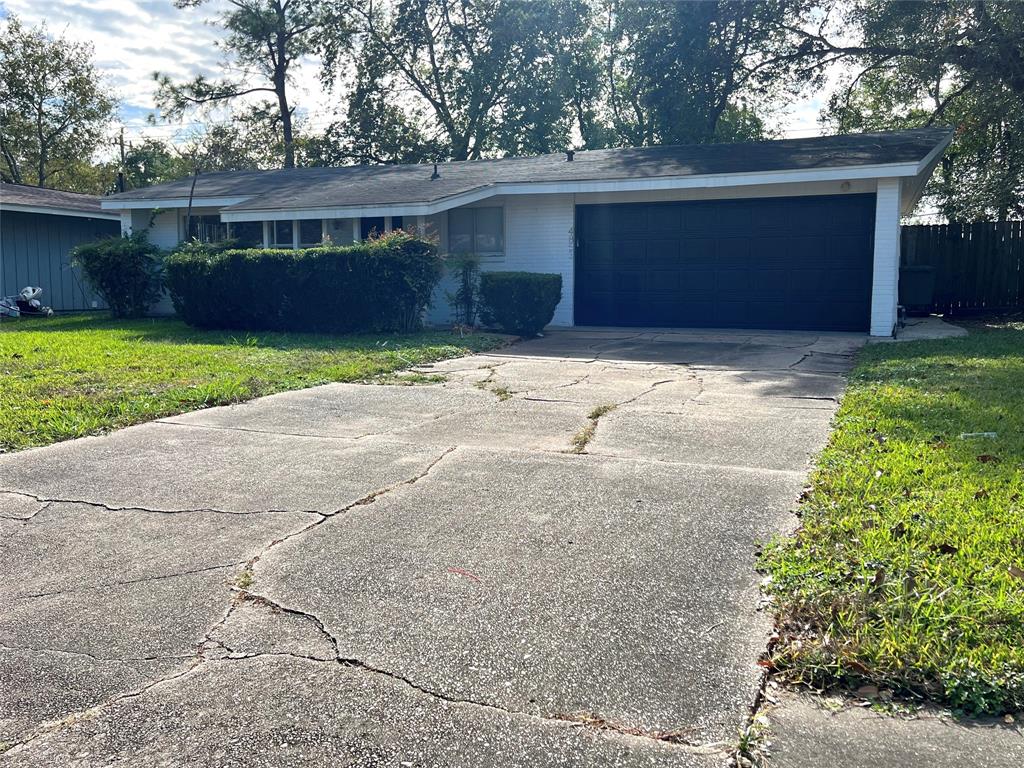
[
  {"xmin": 164, "ymin": 230, "xmax": 442, "ymax": 333},
  {"xmin": 479, "ymin": 271, "xmax": 562, "ymax": 337},
  {"xmin": 445, "ymin": 254, "xmax": 481, "ymax": 326},
  {"xmin": 71, "ymin": 233, "xmax": 163, "ymax": 318}
]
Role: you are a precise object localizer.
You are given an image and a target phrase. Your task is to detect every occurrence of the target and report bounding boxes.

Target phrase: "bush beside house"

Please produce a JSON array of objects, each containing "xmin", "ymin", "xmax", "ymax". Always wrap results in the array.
[
  {"xmin": 479, "ymin": 271, "xmax": 562, "ymax": 337},
  {"xmin": 71, "ymin": 234, "xmax": 164, "ymax": 318},
  {"xmin": 164, "ymin": 231, "xmax": 443, "ymax": 333}
]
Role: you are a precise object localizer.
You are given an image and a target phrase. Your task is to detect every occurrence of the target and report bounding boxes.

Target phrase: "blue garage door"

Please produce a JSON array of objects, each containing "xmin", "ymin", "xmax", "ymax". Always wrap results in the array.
[{"xmin": 575, "ymin": 194, "xmax": 875, "ymax": 331}]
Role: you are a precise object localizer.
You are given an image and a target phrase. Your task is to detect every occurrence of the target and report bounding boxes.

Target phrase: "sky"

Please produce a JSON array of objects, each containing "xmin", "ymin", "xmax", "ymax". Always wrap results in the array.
[{"xmin": 1, "ymin": 0, "xmax": 839, "ymax": 154}]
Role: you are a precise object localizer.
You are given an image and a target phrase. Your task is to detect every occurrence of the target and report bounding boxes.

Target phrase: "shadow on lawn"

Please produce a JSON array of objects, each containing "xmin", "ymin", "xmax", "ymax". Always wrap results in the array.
[{"xmin": 0, "ymin": 313, "xmax": 499, "ymax": 354}]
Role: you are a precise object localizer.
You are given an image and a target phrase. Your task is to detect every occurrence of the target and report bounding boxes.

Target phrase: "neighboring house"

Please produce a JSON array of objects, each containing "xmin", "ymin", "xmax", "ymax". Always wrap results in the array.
[
  {"xmin": 1, "ymin": 182, "xmax": 120, "ymax": 311},
  {"xmin": 102, "ymin": 127, "xmax": 952, "ymax": 337}
]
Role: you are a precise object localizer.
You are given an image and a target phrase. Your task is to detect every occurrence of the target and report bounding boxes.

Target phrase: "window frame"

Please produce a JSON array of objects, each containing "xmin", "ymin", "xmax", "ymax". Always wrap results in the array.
[
  {"xmin": 183, "ymin": 214, "xmax": 227, "ymax": 244},
  {"xmin": 448, "ymin": 206, "xmax": 504, "ymax": 258}
]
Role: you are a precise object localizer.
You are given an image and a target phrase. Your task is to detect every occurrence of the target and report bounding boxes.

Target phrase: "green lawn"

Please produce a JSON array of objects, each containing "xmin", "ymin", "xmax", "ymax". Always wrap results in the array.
[
  {"xmin": 761, "ymin": 324, "xmax": 1024, "ymax": 714},
  {"xmin": 0, "ymin": 314, "xmax": 505, "ymax": 453}
]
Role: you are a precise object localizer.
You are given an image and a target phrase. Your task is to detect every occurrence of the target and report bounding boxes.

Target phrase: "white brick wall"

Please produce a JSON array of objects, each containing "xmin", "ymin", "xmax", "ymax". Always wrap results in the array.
[
  {"xmin": 870, "ymin": 179, "xmax": 902, "ymax": 337},
  {"xmin": 500, "ymin": 194, "xmax": 575, "ymax": 326},
  {"xmin": 427, "ymin": 195, "xmax": 576, "ymax": 327}
]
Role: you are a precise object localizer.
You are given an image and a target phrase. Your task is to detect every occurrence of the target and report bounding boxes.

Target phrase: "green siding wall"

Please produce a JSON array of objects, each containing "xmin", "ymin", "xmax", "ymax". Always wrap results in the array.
[{"xmin": 0, "ymin": 210, "xmax": 119, "ymax": 311}]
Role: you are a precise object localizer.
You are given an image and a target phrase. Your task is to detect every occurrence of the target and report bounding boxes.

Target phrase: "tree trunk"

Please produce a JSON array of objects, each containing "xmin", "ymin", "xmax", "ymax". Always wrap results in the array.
[
  {"xmin": 450, "ymin": 135, "xmax": 471, "ymax": 161},
  {"xmin": 276, "ymin": 67, "xmax": 295, "ymax": 169}
]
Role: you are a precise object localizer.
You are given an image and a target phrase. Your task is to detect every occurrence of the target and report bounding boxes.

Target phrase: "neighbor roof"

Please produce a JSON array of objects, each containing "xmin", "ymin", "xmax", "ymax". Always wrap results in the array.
[
  {"xmin": 103, "ymin": 127, "xmax": 953, "ymax": 216},
  {"xmin": 1, "ymin": 182, "xmax": 119, "ymax": 220}
]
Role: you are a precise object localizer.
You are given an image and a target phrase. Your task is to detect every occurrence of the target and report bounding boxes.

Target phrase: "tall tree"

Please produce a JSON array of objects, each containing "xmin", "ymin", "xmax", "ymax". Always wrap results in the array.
[
  {"xmin": 795, "ymin": 0, "xmax": 1024, "ymax": 221},
  {"xmin": 0, "ymin": 14, "xmax": 117, "ymax": 189},
  {"xmin": 155, "ymin": 0, "xmax": 347, "ymax": 168},
  {"xmin": 601, "ymin": 0, "xmax": 811, "ymax": 146},
  {"xmin": 338, "ymin": 0, "xmax": 589, "ymax": 161},
  {"xmin": 310, "ymin": 35, "xmax": 442, "ymax": 164}
]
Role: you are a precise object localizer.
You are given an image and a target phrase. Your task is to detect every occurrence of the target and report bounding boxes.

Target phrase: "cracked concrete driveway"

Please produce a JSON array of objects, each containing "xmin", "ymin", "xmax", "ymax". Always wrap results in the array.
[{"xmin": 0, "ymin": 328, "xmax": 859, "ymax": 766}]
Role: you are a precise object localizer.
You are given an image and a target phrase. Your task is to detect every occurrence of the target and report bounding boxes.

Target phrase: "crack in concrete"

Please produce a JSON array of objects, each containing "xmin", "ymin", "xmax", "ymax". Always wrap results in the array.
[
  {"xmin": 235, "ymin": 445, "xmax": 458, "ymax": 583},
  {"xmin": 12, "ymin": 562, "xmax": 245, "ymax": 602},
  {"xmin": 204, "ymin": 592, "xmax": 729, "ymax": 756},
  {"xmin": 3, "ymin": 661, "xmax": 205, "ymax": 755},
  {"xmin": 155, "ymin": 419, "xmax": 367, "ymax": 442},
  {"xmin": 0, "ymin": 499, "xmax": 52, "ymax": 523},
  {"xmin": 613, "ymin": 378, "xmax": 677, "ymax": 407},
  {"xmin": 0, "ymin": 489, "xmax": 314, "ymax": 518}
]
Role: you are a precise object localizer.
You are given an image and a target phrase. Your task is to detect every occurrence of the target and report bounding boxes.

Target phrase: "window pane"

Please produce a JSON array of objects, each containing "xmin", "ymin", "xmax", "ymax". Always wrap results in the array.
[
  {"xmin": 274, "ymin": 220, "xmax": 293, "ymax": 246},
  {"xmin": 449, "ymin": 208, "xmax": 474, "ymax": 253},
  {"xmin": 325, "ymin": 218, "xmax": 353, "ymax": 245},
  {"xmin": 232, "ymin": 221, "xmax": 262, "ymax": 248},
  {"xmin": 474, "ymin": 207, "xmax": 503, "ymax": 253},
  {"xmin": 299, "ymin": 219, "xmax": 322, "ymax": 245},
  {"xmin": 361, "ymin": 217, "xmax": 385, "ymax": 240},
  {"xmin": 186, "ymin": 214, "xmax": 226, "ymax": 243},
  {"xmin": 391, "ymin": 216, "xmax": 404, "ymax": 231}
]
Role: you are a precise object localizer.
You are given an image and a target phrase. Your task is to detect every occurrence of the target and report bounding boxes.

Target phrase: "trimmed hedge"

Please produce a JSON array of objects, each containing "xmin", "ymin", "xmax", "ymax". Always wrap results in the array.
[
  {"xmin": 71, "ymin": 233, "xmax": 164, "ymax": 318},
  {"xmin": 479, "ymin": 271, "xmax": 562, "ymax": 336},
  {"xmin": 164, "ymin": 231, "xmax": 442, "ymax": 333}
]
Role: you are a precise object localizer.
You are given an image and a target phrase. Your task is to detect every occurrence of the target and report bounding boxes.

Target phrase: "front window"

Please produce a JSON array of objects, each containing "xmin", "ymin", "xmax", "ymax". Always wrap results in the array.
[
  {"xmin": 185, "ymin": 214, "xmax": 227, "ymax": 243},
  {"xmin": 361, "ymin": 217, "xmax": 385, "ymax": 240},
  {"xmin": 449, "ymin": 206, "xmax": 503, "ymax": 256},
  {"xmin": 230, "ymin": 221, "xmax": 262, "ymax": 248},
  {"xmin": 299, "ymin": 219, "xmax": 322, "ymax": 247},
  {"xmin": 272, "ymin": 221, "xmax": 293, "ymax": 248},
  {"xmin": 325, "ymin": 218, "xmax": 355, "ymax": 245}
]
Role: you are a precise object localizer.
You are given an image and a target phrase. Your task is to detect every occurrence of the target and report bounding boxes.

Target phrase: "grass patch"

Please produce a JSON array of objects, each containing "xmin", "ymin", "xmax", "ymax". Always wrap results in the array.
[
  {"xmin": 0, "ymin": 314, "xmax": 505, "ymax": 452},
  {"xmin": 761, "ymin": 327, "xmax": 1024, "ymax": 714}
]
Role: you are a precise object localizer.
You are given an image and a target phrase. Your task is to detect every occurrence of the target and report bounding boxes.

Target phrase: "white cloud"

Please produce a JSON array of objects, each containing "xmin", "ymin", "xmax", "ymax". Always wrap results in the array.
[
  {"xmin": 3, "ymin": 0, "xmax": 841, "ymax": 149},
  {"xmin": 2, "ymin": 0, "xmax": 332, "ymax": 143}
]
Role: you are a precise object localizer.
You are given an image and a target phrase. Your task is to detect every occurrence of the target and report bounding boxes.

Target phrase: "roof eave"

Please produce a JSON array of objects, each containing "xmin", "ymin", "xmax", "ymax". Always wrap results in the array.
[
  {"xmin": 219, "ymin": 160, "xmax": 927, "ymax": 222},
  {"xmin": 0, "ymin": 202, "xmax": 121, "ymax": 221},
  {"xmin": 100, "ymin": 195, "xmax": 253, "ymax": 211}
]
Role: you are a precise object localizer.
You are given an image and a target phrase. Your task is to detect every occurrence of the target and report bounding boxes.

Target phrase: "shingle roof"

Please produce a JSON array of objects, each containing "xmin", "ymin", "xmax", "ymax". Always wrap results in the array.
[
  {"xmin": 0, "ymin": 182, "xmax": 110, "ymax": 215},
  {"xmin": 105, "ymin": 127, "xmax": 952, "ymax": 213}
]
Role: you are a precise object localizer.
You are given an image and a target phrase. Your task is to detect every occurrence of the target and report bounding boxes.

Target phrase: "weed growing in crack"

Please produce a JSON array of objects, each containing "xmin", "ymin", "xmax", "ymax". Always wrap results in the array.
[
  {"xmin": 374, "ymin": 372, "xmax": 447, "ymax": 386},
  {"xmin": 474, "ymin": 365, "xmax": 514, "ymax": 401},
  {"xmin": 728, "ymin": 711, "xmax": 771, "ymax": 767},
  {"xmin": 235, "ymin": 570, "xmax": 254, "ymax": 590},
  {"xmin": 571, "ymin": 403, "xmax": 617, "ymax": 453}
]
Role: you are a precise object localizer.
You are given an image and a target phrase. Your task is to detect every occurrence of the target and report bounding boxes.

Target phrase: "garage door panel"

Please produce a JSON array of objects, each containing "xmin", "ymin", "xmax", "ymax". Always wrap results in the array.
[
  {"xmin": 682, "ymin": 238, "xmax": 718, "ymax": 264},
  {"xmin": 610, "ymin": 206, "xmax": 647, "ymax": 235},
  {"xmin": 647, "ymin": 205, "xmax": 683, "ymax": 233},
  {"xmin": 644, "ymin": 240, "xmax": 681, "ymax": 267},
  {"xmin": 575, "ymin": 194, "xmax": 874, "ymax": 332}
]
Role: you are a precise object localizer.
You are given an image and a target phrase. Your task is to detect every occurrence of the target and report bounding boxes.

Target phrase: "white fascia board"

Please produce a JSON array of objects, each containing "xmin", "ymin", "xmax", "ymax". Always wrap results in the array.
[
  {"xmin": 219, "ymin": 186, "xmax": 498, "ymax": 222},
  {"xmin": 902, "ymin": 132, "xmax": 954, "ymax": 215},
  {"xmin": 914, "ymin": 131, "xmax": 954, "ymax": 177},
  {"xmin": 219, "ymin": 161, "xmax": 927, "ymax": 222},
  {"xmin": 99, "ymin": 196, "xmax": 252, "ymax": 211},
  {"xmin": 0, "ymin": 203, "xmax": 121, "ymax": 221}
]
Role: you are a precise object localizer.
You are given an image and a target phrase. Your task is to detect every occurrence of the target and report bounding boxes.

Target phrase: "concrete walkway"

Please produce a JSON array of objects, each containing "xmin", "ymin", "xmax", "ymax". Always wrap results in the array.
[{"xmin": 1, "ymin": 328, "xmax": 1015, "ymax": 766}]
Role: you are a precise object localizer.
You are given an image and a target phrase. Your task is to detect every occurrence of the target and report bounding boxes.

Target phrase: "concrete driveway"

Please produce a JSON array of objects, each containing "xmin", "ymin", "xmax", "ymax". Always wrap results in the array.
[{"xmin": 0, "ymin": 328, "xmax": 860, "ymax": 766}]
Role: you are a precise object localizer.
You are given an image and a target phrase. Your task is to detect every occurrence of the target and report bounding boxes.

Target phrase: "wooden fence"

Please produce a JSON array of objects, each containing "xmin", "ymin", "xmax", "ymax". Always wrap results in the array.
[{"xmin": 901, "ymin": 222, "xmax": 1024, "ymax": 314}]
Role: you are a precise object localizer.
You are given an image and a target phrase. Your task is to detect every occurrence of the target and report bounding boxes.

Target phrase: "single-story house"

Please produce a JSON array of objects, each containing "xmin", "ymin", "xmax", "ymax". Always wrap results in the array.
[
  {"xmin": 1, "ymin": 182, "xmax": 120, "ymax": 311},
  {"xmin": 102, "ymin": 127, "xmax": 952, "ymax": 336}
]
